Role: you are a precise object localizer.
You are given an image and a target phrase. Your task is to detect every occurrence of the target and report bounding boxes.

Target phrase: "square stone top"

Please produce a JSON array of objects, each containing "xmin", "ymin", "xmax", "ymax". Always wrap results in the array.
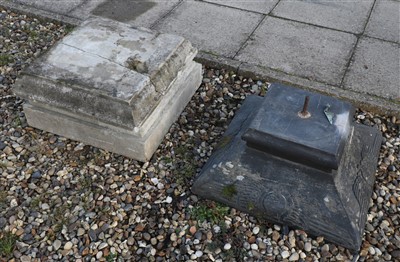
[
  {"xmin": 242, "ymin": 83, "xmax": 355, "ymax": 171},
  {"xmin": 14, "ymin": 17, "xmax": 197, "ymax": 129}
]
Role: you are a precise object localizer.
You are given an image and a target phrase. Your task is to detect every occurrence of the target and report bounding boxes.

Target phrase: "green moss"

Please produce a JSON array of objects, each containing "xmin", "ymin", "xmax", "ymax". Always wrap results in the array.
[
  {"xmin": 28, "ymin": 30, "xmax": 38, "ymax": 38},
  {"xmin": 0, "ymin": 54, "xmax": 13, "ymax": 66},
  {"xmin": 247, "ymin": 202, "xmax": 255, "ymax": 211},
  {"xmin": 64, "ymin": 25, "xmax": 75, "ymax": 34},
  {"xmin": 222, "ymin": 184, "xmax": 237, "ymax": 199},
  {"xmin": 200, "ymin": 50, "xmax": 219, "ymax": 57},
  {"xmin": 215, "ymin": 136, "xmax": 232, "ymax": 150},
  {"xmin": 30, "ymin": 197, "xmax": 41, "ymax": 209}
]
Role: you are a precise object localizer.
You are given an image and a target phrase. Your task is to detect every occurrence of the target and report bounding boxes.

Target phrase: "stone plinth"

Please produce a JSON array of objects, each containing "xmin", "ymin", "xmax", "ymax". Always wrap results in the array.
[
  {"xmin": 13, "ymin": 17, "xmax": 202, "ymax": 161},
  {"xmin": 192, "ymin": 84, "xmax": 382, "ymax": 252}
]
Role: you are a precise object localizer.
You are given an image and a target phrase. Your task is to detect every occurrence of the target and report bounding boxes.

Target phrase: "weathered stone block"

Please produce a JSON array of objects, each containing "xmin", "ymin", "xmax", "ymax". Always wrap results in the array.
[
  {"xmin": 13, "ymin": 17, "xmax": 202, "ymax": 161},
  {"xmin": 192, "ymin": 84, "xmax": 382, "ymax": 252}
]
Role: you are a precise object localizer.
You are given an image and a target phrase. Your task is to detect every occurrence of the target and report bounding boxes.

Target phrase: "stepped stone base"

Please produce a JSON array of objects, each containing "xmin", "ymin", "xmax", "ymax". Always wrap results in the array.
[
  {"xmin": 192, "ymin": 84, "xmax": 382, "ymax": 252},
  {"xmin": 13, "ymin": 17, "xmax": 202, "ymax": 161}
]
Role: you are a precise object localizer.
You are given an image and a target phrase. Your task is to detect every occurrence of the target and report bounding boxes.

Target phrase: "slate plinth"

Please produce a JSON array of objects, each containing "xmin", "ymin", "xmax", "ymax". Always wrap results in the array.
[
  {"xmin": 13, "ymin": 17, "xmax": 202, "ymax": 161},
  {"xmin": 192, "ymin": 84, "xmax": 382, "ymax": 252}
]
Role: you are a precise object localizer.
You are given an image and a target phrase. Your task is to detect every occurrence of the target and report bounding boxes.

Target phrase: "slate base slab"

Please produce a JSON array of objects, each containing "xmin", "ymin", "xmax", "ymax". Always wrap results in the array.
[{"xmin": 192, "ymin": 88, "xmax": 382, "ymax": 252}]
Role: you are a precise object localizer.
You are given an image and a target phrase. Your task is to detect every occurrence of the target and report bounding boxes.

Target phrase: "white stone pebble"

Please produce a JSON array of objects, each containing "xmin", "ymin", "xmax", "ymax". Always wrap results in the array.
[
  {"xmin": 64, "ymin": 241, "xmax": 73, "ymax": 250},
  {"xmin": 251, "ymin": 243, "xmax": 258, "ymax": 250},
  {"xmin": 304, "ymin": 242, "xmax": 312, "ymax": 252},
  {"xmin": 281, "ymin": 250, "xmax": 290, "ymax": 259},
  {"xmin": 368, "ymin": 246, "xmax": 375, "ymax": 255},
  {"xmin": 289, "ymin": 252, "xmax": 299, "ymax": 261},
  {"xmin": 195, "ymin": 250, "xmax": 203, "ymax": 257},
  {"xmin": 53, "ymin": 240, "xmax": 61, "ymax": 251},
  {"xmin": 10, "ymin": 199, "xmax": 18, "ymax": 208},
  {"xmin": 165, "ymin": 196, "xmax": 173, "ymax": 203},
  {"xmin": 224, "ymin": 243, "xmax": 231, "ymax": 250},
  {"xmin": 252, "ymin": 226, "xmax": 260, "ymax": 235}
]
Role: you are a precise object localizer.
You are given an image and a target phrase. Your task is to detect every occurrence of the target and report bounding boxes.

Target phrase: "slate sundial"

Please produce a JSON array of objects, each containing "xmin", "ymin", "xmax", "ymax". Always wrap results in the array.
[{"xmin": 192, "ymin": 83, "xmax": 382, "ymax": 252}]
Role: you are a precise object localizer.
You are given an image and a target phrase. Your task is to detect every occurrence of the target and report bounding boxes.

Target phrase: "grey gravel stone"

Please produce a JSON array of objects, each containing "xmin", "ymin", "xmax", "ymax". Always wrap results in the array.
[
  {"xmin": 281, "ymin": 250, "xmax": 290, "ymax": 259},
  {"xmin": 304, "ymin": 242, "xmax": 312, "ymax": 252},
  {"xmin": 0, "ymin": 140, "xmax": 6, "ymax": 150}
]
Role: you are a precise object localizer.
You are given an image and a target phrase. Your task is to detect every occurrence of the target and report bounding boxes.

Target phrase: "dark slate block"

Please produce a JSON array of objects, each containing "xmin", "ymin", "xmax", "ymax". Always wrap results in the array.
[
  {"xmin": 192, "ymin": 85, "xmax": 382, "ymax": 252},
  {"xmin": 242, "ymin": 84, "xmax": 355, "ymax": 171}
]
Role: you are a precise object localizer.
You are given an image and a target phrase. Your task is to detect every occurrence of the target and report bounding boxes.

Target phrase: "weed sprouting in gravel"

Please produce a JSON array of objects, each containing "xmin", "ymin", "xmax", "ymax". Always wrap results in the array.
[
  {"xmin": 190, "ymin": 201, "xmax": 229, "ymax": 224},
  {"xmin": 0, "ymin": 231, "xmax": 17, "ymax": 259},
  {"xmin": 0, "ymin": 191, "xmax": 7, "ymax": 209},
  {"xmin": 105, "ymin": 252, "xmax": 118, "ymax": 262},
  {"xmin": 0, "ymin": 54, "xmax": 13, "ymax": 66},
  {"xmin": 174, "ymin": 143, "xmax": 198, "ymax": 186},
  {"xmin": 30, "ymin": 196, "xmax": 41, "ymax": 209},
  {"xmin": 206, "ymin": 241, "xmax": 220, "ymax": 252},
  {"xmin": 51, "ymin": 205, "xmax": 71, "ymax": 233}
]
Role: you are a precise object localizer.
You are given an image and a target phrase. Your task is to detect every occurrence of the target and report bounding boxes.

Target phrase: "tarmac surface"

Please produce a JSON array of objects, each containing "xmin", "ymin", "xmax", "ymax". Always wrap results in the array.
[{"xmin": 1, "ymin": 0, "xmax": 399, "ymax": 115}]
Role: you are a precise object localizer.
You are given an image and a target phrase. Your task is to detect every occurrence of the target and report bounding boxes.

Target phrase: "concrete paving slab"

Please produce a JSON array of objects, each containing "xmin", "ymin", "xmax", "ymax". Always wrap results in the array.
[
  {"xmin": 90, "ymin": 0, "xmax": 180, "ymax": 28},
  {"xmin": 204, "ymin": 0, "xmax": 279, "ymax": 14},
  {"xmin": 153, "ymin": 1, "xmax": 263, "ymax": 58},
  {"xmin": 272, "ymin": 0, "xmax": 375, "ymax": 34},
  {"xmin": 236, "ymin": 16, "xmax": 357, "ymax": 86},
  {"xmin": 69, "ymin": 0, "xmax": 108, "ymax": 21},
  {"xmin": 12, "ymin": 0, "xmax": 84, "ymax": 14},
  {"xmin": 343, "ymin": 37, "xmax": 400, "ymax": 101},
  {"xmin": 365, "ymin": 0, "xmax": 400, "ymax": 43}
]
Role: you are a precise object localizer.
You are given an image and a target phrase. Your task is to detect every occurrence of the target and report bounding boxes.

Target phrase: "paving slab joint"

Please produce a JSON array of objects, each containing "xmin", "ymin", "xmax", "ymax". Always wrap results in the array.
[{"xmin": 339, "ymin": 0, "xmax": 380, "ymax": 87}]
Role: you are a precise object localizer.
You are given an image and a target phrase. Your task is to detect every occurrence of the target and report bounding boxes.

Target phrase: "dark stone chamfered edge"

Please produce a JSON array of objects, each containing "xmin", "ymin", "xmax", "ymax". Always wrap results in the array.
[{"xmin": 192, "ymin": 92, "xmax": 382, "ymax": 252}]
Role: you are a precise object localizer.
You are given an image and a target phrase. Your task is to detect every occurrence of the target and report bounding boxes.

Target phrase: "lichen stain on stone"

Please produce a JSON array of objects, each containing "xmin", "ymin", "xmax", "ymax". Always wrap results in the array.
[
  {"xmin": 88, "ymin": 35, "xmax": 107, "ymax": 42},
  {"xmin": 215, "ymin": 136, "xmax": 232, "ymax": 150},
  {"xmin": 126, "ymin": 55, "xmax": 148, "ymax": 73},
  {"xmin": 225, "ymin": 162, "xmax": 234, "ymax": 169},
  {"xmin": 117, "ymin": 39, "xmax": 147, "ymax": 53},
  {"xmin": 91, "ymin": 62, "xmax": 114, "ymax": 79},
  {"xmin": 236, "ymin": 175, "xmax": 244, "ymax": 181}
]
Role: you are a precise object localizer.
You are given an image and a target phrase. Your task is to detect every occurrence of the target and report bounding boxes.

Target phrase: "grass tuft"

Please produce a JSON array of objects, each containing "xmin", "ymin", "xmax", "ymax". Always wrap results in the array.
[
  {"xmin": 191, "ymin": 201, "xmax": 229, "ymax": 224},
  {"xmin": 0, "ymin": 231, "xmax": 17, "ymax": 259}
]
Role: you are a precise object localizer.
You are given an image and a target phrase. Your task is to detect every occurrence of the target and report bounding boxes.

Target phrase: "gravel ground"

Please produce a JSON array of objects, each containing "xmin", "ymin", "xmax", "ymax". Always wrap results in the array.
[{"xmin": 1, "ymin": 7, "xmax": 399, "ymax": 262}]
